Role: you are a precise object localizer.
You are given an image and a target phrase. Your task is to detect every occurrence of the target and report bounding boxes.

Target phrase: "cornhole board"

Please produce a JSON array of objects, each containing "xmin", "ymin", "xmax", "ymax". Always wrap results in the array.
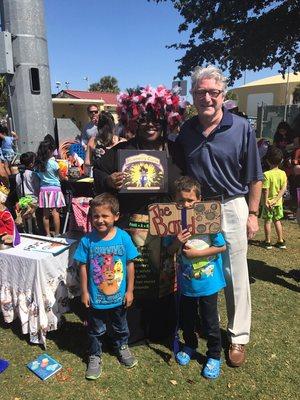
[{"xmin": 148, "ymin": 201, "xmax": 221, "ymax": 236}]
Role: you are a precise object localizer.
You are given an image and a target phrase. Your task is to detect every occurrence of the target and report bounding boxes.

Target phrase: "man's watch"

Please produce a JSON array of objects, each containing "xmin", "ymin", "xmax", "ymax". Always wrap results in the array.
[{"xmin": 249, "ymin": 210, "xmax": 259, "ymax": 216}]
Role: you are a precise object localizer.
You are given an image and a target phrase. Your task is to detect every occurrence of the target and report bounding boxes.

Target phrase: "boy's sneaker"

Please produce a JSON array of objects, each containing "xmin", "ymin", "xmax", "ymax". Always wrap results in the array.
[
  {"xmin": 117, "ymin": 344, "xmax": 138, "ymax": 368},
  {"xmin": 275, "ymin": 240, "xmax": 286, "ymax": 249},
  {"xmin": 202, "ymin": 358, "xmax": 221, "ymax": 379},
  {"xmin": 85, "ymin": 355, "xmax": 102, "ymax": 380},
  {"xmin": 263, "ymin": 241, "xmax": 272, "ymax": 250}
]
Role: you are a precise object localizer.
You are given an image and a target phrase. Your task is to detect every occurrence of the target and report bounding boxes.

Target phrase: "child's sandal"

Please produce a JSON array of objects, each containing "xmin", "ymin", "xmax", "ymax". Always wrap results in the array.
[
  {"xmin": 175, "ymin": 346, "xmax": 195, "ymax": 366},
  {"xmin": 202, "ymin": 358, "xmax": 221, "ymax": 379}
]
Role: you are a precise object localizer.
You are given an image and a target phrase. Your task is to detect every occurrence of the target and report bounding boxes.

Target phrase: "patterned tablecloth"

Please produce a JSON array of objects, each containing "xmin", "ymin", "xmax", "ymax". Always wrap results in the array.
[{"xmin": 0, "ymin": 235, "xmax": 80, "ymax": 347}]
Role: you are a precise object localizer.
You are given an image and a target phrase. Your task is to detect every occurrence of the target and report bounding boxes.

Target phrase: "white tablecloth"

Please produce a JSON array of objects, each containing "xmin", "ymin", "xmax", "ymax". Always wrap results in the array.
[{"xmin": 0, "ymin": 235, "xmax": 80, "ymax": 347}]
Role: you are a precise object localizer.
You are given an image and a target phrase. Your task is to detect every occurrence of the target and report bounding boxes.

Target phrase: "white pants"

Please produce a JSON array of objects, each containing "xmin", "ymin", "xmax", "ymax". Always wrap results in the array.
[{"xmin": 221, "ymin": 196, "xmax": 251, "ymax": 345}]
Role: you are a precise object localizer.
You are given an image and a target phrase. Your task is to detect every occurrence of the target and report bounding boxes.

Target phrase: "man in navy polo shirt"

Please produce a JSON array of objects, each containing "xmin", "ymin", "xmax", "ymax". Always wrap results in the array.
[{"xmin": 173, "ymin": 65, "xmax": 263, "ymax": 367}]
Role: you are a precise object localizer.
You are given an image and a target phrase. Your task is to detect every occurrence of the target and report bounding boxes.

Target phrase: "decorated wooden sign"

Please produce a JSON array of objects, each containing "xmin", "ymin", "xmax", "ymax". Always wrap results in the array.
[{"xmin": 148, "ymin": 201, "xmax": 221, "ymax": 236}]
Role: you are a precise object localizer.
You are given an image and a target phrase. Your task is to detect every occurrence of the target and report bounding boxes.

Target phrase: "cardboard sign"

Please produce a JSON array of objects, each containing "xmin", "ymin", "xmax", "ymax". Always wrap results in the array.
[
  {"xmin": 148, "ymin": 201, "xmax": 221, "ymax": 236},
  {"xmin": 118, "ymin": 150, "xmax": 168, "ymax": 193},
  {"xmin": 125, "ymin": 214, "xmax": 176, "ymax": 299}
]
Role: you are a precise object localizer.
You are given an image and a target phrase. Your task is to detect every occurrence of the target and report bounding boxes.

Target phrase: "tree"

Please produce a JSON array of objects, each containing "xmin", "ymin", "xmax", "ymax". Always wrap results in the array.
[
  {"xmin": 184, "ymin": 103, "xmax": 198, "ymax": 119},
  {"xmin": 88, "ymin": 76, "xmax": 120, "ymax": 93},
  {"xmin": 153, "ymin": 1, "xmax": 300, "ymax": 85},
  {"xmin": 225, "ymin": 91, "xmax": 237, "ymax": 101},
  {"xmin": 0, "ymin": 76, "xmax": 8, "ymax": 117}
]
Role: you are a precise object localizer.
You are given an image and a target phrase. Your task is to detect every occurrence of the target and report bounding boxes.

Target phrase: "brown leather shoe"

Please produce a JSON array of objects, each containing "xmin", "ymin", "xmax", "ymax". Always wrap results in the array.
[{"xmin": 228, "ymin": 344, "xmax": 246, "ymax": 367}]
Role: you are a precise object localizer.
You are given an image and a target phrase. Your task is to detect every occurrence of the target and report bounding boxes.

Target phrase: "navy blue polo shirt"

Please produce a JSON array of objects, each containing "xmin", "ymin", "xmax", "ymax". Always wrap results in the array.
[{"xmin": 175, "ymin": 109, "xmax": 263, "ymax": 198}]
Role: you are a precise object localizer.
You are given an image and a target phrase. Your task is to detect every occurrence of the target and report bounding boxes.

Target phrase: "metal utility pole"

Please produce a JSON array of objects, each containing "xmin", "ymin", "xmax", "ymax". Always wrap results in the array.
[
  {"xmin": 0, "ymin": 0, "xmax": 54, "ymax": 153},
  {"xmin": 283, "ymin": 67, "xmax": 290, "ymax": 122}
]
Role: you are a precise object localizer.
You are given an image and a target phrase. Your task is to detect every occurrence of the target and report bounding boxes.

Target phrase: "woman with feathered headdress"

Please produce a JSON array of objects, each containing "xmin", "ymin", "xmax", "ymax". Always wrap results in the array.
[
  {"xmin": 93, "ymin": 85, "xmax": 186, "ymax": 213},
  {"xmin": 92, "ymin": 85, "xmax": 186, "ymax": 341}
]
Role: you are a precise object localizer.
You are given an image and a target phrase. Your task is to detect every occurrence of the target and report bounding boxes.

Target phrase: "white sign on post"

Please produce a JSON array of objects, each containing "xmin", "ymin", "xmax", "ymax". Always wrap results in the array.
[
  {"xmin": 172, "ymin": 80, "xmax": 188, "ymax": 96},
  {"xmin": 0, "ymin": 31, "xmax": 14, "ymax": 74}
]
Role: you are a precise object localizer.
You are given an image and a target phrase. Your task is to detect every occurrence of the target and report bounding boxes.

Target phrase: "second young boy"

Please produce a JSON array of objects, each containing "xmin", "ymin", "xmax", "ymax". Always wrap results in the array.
[{"xmin": 166, "ymin": 176, "xmax": 226, "ymax": 379}]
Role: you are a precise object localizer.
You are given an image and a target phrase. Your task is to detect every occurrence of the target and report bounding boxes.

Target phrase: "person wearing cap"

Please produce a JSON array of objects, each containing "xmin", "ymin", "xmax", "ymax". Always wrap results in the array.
[
  {"xmin": 173, "ymin": 65, "xmax": 263, "ymax": 367},
  {"xmin": 223, "ymin": 99, "xmax": 238, "ymax": 112},
  {"xmin": 81, "ymin": 104, "xmax": 100, "ymax": 149},
  {"xmin": 224, "ymin": 99, "xmax": 248, "ymax": 119}
]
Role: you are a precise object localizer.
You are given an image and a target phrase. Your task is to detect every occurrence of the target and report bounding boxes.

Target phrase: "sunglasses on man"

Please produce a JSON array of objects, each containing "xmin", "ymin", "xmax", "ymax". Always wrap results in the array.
[{"xmin": 89, "ymin": 110, "xmax": 99, "ymax": 114}]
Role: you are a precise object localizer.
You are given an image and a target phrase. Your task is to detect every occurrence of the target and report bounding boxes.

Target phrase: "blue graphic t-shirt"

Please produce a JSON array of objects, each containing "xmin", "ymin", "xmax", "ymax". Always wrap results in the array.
[
  {"xmin": 74, "ymin": 227, "xmax": 139, "ymax": 309},
  {"xmin": 164, "ymin": 232, "xmax": 226, "ymax": 297}
]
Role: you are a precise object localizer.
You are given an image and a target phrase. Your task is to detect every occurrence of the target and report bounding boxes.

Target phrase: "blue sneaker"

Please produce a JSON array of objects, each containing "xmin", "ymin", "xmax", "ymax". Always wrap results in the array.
[
  {"xmin": 202, "ymin": 358, "xmax": 221, "ymax": 379},
  {"xmin": 175, "ymin": 346, "xmax": 196, "ymax": 366}
]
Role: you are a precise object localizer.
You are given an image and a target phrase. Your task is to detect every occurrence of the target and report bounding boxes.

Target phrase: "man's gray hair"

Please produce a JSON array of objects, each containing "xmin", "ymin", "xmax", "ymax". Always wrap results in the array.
[{"xmin": 190, "ymin": 65, "xmax": 228, "ymax": 95}]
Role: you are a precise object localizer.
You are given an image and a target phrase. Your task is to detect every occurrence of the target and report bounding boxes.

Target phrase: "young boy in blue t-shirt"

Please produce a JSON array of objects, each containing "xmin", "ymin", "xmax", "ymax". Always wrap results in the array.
[
  {"xmin": 166, "ymin": 176, "xmax": 226, "ymax": 379},
  {"xmin": 74, "ymin": 193, "xmax": 139, "ymax": 380}
]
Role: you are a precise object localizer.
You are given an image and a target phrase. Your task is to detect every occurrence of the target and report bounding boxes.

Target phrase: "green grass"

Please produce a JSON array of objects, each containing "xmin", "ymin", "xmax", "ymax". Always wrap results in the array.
[{"xmin": 1, "ymin": 220, "xmax": 299, "ymax": 400}]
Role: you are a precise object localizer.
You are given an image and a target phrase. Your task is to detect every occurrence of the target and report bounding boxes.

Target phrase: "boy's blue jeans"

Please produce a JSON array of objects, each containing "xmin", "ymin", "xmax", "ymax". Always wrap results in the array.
[{"xmin": 87, "ymin": 305, "xmax": 129, "ymax": 357}]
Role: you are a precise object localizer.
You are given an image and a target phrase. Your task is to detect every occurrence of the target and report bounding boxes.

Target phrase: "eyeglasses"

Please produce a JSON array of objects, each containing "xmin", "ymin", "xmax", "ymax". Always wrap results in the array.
[
  {"xmin": 194, "ymin": 89, "xmax": 223, "ymax": 99},
  {"xmin": 89, "ymin": 110, "xmax": 99, "ymax": 114}
]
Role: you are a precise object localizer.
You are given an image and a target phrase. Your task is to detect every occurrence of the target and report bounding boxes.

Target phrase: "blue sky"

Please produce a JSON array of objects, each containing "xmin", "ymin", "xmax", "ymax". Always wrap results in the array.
[{"xmin": 44, "ymin": 0, "xmax": 279, "ymax": 95}]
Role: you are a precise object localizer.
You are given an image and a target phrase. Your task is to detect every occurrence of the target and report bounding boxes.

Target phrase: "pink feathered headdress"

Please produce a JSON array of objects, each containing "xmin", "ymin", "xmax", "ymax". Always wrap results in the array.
[{"xmin": 117, "ymin": 85, "xmax": 186, "ymax": 131}]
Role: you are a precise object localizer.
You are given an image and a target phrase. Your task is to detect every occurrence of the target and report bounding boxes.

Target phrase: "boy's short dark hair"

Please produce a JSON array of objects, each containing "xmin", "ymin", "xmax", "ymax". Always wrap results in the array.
[
  {"xmin": 266, "ymin": 146, "xmax": 283, "ymax": 166},
  {"xmin": 90, "ymin": 193, "xmax": 119, "ymax": 215},
  {"xmin": 20, "ymin": 152, "xmax": 36, "ymax": 167},
  {"xmin": 173, "ymin": 176, "xmax": 201, "ymax": 198}
]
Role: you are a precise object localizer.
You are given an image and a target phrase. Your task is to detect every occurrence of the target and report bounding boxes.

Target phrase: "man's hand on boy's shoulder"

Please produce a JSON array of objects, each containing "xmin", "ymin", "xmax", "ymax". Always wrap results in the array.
[
  {"xmin": 124, "ymin": 291, "xmax": 134, "ymax": 308},
  {"xmin": 81, "ymin": 291, "xmax": 90, "ymax": 308}
]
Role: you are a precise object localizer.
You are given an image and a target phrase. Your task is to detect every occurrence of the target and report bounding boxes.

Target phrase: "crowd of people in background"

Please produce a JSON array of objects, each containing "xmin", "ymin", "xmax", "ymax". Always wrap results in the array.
[
  {"xmin": 0, "ymin": 65, "xmax": 299, "ymax": 381},
  {"xmin": 258, "ymin": 120, "xmax": 300, "ymax": 223}
]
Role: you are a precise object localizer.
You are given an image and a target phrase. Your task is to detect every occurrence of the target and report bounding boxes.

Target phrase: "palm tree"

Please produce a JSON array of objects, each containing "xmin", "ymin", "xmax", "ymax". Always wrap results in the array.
[{"xmin": 88, "ymin": 76, "xmax": 120, "ymax": 93}]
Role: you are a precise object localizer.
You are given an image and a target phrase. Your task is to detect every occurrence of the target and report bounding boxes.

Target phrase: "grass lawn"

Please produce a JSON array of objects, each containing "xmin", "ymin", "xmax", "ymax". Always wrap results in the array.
[{"xmin": 1, "ymin": 219, "xmax": 299, "ymax": 400}]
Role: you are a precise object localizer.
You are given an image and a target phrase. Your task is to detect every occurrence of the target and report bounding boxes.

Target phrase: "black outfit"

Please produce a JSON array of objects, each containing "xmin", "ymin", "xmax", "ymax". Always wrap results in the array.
[
  {"xmin": 180, "ymin": 294, "xmax": 221, "ymax": 359},
  {"xmin": 93, "ymin": 137, "xmax": 183, "ymax": 341},
  {"xmin": 93, "ymin": 137, "xmax": 182, "ymax": 217}
]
